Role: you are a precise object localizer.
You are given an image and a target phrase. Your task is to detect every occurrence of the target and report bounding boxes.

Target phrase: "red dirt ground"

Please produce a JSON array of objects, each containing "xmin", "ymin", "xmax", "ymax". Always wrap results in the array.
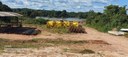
[{"xmin": 0, "ymin": 27, "xmax": 128, "ymax": 56}]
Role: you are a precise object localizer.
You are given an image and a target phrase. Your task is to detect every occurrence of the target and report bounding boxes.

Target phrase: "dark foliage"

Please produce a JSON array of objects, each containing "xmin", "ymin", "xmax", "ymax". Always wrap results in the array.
[
  {"xmin": 12, "ymin": 8, "xmax": 89, "ymax": 18},
  {"xmin": 23, "ymin": 18, "xmax": 49, "ymax": 25},
  {"xmin": 0, "ymin": 1, "xmax": 12, "ymax": 12},
  {"xmin": 86, "ymin": 5, "xmax": 128, "ymax": 32}
]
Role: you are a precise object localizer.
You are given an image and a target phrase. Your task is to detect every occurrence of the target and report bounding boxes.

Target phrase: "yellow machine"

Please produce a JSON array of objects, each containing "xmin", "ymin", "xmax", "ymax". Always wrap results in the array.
[
  {"xmin": 63, "ymin": 21, "xmax": 70, "ymax": 27},
  {"xmin": 46, "ymin": 20, "xmax": 86, "ymax": 33},
  {"xmin": 47, "ymin": 20, "xmax": 79, "ymax": 27},
  {"xmin": 72, "ymin": 21, "xmax": 79, "ymax": 27},
  {"xmin": 55, "ymin": 21, "xmax": 62, "ymax": 28},
  {"xmin": 46, "ymin": 21, "xmax": 54, "ymax": 28}
]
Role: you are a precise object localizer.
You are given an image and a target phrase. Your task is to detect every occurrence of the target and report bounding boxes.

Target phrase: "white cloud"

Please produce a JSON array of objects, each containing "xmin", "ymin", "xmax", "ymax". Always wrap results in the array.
[{"xmin": 0, "ymin": 0, "xmax": 117, "ymax": 12}]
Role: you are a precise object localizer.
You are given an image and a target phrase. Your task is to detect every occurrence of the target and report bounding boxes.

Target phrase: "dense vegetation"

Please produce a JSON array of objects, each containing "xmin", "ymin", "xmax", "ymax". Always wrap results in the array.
[
  {"xmin": 0, "ymin": 1, "xmax": 12, "ymax": 12},
  {"xmin": 13, "ymin": 8, "xmax": 88, "ymax": 18},
  {"xmin": 86, "ymin": 5, "xmax": 128, "ymax": 32}
]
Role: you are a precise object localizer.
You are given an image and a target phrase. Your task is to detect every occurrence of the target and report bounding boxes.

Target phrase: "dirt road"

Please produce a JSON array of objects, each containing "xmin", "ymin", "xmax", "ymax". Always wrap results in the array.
[{"xmin": 0, "ymin": 27, "xmax": 128, "ymax": 57}]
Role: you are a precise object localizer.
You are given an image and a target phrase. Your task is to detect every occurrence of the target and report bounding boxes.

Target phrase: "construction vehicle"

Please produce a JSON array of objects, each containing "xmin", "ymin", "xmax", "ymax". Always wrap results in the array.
[{"xmin": 46, "ymin": 20, "xmax": 86, "ymax": 33}]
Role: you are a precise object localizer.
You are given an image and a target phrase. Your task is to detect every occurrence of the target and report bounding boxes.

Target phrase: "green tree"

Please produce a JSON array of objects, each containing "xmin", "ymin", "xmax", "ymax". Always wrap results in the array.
[
  {"xmin": 60, "ymin": 10, "xmax": 67, "ymax": 18},
  {"xmin": 86, "ymin": 5, "xmax": 128, "ymax": 32},
  {"xmin": 0, "ymin": 1, "xmax": 12, "ymax": 11}
]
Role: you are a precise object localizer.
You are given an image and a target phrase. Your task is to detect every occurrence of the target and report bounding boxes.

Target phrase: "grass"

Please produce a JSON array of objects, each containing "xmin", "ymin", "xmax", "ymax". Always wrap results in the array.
[
  {"xmin": 125, "ymin": 33, "xmax": 128, "ymax": 38},
  {"xmin": 0, "ymin": 39, "xmax": 49, "ymax": 50},
  {"xmin": 0, "ymin": 38, "xmax": 87, "ymax": 50},
  {"xmin": 42, "ymin": 25, "xmax": 69, "ymax": 34},
  {"xmin": 0, "ymin": 38, "xmax": 97, "ymax": 54},
  {"xmin": 23, "ymin": 24, "xmax": 69, "ymax": 34},
  {"xmin": 79, "ymin": 49, "xmax": 95, "ymax": 54}
]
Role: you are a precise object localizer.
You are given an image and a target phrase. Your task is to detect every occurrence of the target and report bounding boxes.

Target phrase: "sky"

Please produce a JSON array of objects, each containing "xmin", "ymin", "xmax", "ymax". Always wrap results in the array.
[{"xmin": 0, "ymin": 0, "xmax": 128, "ymax": 12}]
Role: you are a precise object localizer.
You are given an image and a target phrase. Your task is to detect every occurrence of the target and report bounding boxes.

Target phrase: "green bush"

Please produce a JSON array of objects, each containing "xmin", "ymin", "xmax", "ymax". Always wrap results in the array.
[
  {"xmin": 86, "ymin": 5, "xmax": 128, "ymax": 32},
  {"xmin": 23, "ymin": 18, "xmax": 48, "ymax": 25},
  {"xmin": 34, "ymin": 18, "xmax": 48, "ymax": 25}
]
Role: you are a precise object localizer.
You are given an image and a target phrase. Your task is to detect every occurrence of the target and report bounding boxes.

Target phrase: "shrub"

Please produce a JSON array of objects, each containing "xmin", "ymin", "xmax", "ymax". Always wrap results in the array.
[
  {"xmin": 34, "ymin": 18, "xmax": 48, "ymax": 25},
  {"xmin": 86, "ymin": 5, "xmax": 128, "ymax": 32},
  {"xmin": 23, "ymin": 18, "xmax": 48, "ymax": 25}
]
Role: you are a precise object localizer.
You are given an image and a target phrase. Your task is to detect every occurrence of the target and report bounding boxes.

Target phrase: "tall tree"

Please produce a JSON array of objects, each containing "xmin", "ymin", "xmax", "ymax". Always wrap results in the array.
[
  {"xmin": 104, "ymin": 5, "xmax": 127, "ymax": 16},
  {"xmin": 0, "ymin": 1, "xmax": 12, "ymax": 11},
  {"xmin": 60, "ymin": 10, "xmax": 67, "ymax": 18}
]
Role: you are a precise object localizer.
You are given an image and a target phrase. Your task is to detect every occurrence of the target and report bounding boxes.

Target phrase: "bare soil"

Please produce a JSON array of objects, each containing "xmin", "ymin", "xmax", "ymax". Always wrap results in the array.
[{"xmin": 0, "ymin": 27, "xmax": 128, "ymax": 57}]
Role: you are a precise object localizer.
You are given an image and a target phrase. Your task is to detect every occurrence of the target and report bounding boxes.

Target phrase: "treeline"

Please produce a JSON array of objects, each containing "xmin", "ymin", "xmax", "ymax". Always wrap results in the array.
[
  {"xmin": 13, "ymin": 8, "xmax": 90, "ymax": 18},
  {"xmin": 86, "ymin": 5, "xmax": 128, "ymax": 32},
  {"xmin": 0, "ymin": 1, "xmax": 12, "ymax": 12}
]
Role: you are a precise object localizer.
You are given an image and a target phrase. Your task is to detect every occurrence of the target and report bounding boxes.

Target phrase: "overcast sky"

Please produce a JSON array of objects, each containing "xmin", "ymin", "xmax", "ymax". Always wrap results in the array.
[{"xmin": 0, "ymin": 0, "xmax": 127, "ymax": 12}]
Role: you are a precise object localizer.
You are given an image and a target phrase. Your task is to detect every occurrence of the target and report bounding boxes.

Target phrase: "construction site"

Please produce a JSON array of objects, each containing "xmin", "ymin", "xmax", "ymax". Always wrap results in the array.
[
  {"xmin": 0, "ymin": 11, "xmax": 127, "ymax": 57},
  {"xmin": 0, "ymin": 0, "xmax": 128, "ymax": 57}
]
